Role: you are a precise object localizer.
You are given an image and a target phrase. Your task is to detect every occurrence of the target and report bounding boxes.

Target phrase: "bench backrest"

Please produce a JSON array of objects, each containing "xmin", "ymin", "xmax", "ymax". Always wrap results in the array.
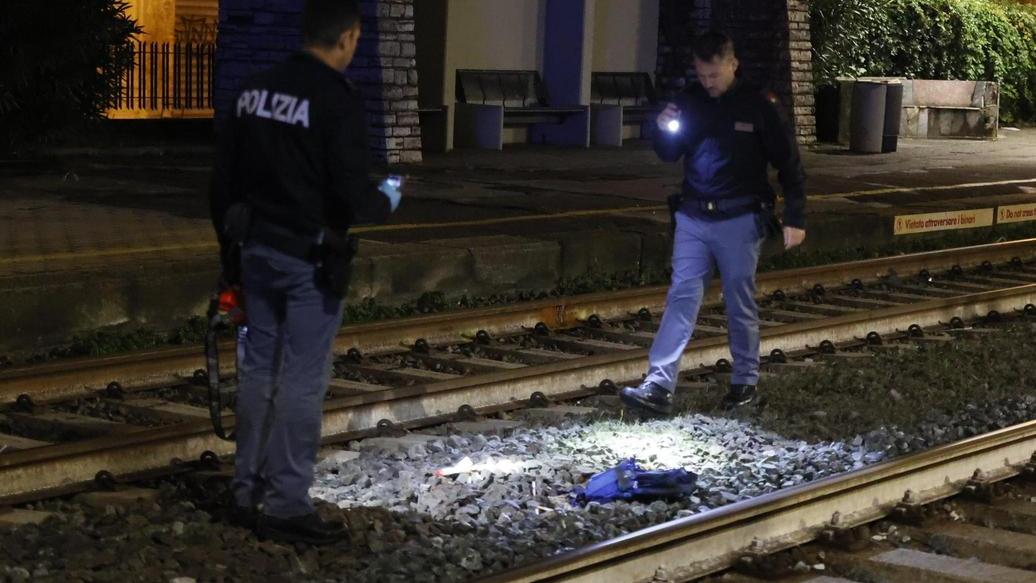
[
  {"xmin": 456, "ymin": 70, "xmax": 547, "ymax": 107},
  {"xmin": 591, "ymin": 72, "xmax": 656, "ymax": 106},
  {"xmin": 905, "ymin": 79, "xmax": 995, "ymax": 108},
  {"xmin": 852, "ymin": 78, "xmax": 996, "ymax": 109}
]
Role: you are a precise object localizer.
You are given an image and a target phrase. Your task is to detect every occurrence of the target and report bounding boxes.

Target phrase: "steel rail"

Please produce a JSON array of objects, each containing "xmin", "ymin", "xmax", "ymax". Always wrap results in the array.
[{"xmin": 3, "ymin": 238, "xmax": 1035, "ymax": 405}]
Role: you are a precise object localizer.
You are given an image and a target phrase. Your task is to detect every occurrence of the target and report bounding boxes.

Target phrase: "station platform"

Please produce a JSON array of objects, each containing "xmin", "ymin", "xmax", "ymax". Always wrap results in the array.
[{"xmin": 2, "ymin": 130, "xmax": 1036, "ymax": 353}]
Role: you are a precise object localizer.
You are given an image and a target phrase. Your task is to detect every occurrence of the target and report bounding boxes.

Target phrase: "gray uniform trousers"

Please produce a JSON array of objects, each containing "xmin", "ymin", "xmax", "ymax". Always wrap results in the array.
[
  {"xmin": 232, "ymin": 241, "xmax": 343, "ymax": 519},
  {"xmin": 643, "ymin": 210, "xmax": 764, "ymax": 392}
]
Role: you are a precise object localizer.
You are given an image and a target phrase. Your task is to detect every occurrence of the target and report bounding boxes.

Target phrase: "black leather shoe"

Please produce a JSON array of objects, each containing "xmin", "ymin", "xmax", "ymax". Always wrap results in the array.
[
  {"xmin": 619, "ymin": 381, "xmax": 673, "ymax": 415},
  {"xmin": 721, "ymin": 384, "xmax": 757, "ymax": 410},
  {"xmin": 225, "ymin": 504, "xmax": 259, "ymax": 530},
  {"xmin": 257, "ymin": 512, "xmax": 347, "ymax": 546}
]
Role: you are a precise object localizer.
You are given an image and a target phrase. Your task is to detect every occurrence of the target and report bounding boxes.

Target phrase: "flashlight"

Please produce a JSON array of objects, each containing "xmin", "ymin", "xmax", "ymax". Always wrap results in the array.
[{"xmin": 666, "ymin": 119, "xmax": 681, "ymax": 133}]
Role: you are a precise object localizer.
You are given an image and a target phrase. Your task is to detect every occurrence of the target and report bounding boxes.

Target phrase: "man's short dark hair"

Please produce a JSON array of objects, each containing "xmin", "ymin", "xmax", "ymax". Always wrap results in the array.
[
  {"xmin": 302, "ymin": 0, "xmax": 361, "ymax": 48},
  {"xmin": 693, "ymin": 31, "xmax": 736, "ymax": 62}
]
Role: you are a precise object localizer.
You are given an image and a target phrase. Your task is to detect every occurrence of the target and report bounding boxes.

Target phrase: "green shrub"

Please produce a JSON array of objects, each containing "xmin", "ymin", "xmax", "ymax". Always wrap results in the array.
[
  {"xmin": 811, "ymin": 0, "xmax": 1036, "ymax": 123},
  {"xmin": 0, "ymin": 0, "xmax": 139, "ymax": 151}
]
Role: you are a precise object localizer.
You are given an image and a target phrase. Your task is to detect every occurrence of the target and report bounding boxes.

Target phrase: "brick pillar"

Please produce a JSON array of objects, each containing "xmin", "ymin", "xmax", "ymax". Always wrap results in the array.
[
  {"xmin": 352, "ymin": 0, "xmax": 422, "ymax": 164},
  {"xmin": 214, "ymin": 0, "xmax": 422, "ymax": 164},
  {"xmin": 786, "ymin": 0, "xmax": 816, "ymax": 145},
  {"xmin": 655, "ymin": 0, "xmax": 816, "ymax": 144}
]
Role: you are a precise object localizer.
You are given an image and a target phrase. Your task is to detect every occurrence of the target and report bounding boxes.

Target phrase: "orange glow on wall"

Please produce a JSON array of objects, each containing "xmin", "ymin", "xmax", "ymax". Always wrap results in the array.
[
  {"xmin": 126, "ymin": 0, "xmax": 176, "ymax": 42},
  {"xmin": 110, "ymin": 0, "xmax": 219, "ymax": 119}
]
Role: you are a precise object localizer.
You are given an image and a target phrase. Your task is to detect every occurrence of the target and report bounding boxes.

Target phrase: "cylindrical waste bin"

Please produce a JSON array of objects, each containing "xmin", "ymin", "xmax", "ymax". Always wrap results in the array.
[
  {"xmin": 850, "ymin": 81, "xmax": 887, "ymax": 154},
  {"xmin": 882, "ymin": 81, "xmax": 904, "ymax": 153}
]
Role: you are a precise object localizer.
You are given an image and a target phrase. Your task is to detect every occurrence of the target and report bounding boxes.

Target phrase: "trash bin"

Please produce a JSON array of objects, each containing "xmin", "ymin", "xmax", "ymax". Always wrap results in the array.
[
  {"xmin": 815, "ymin": 84, "xmax": 840, "ymax": 143},
  {"xmin": 850, "ymin": 81, "xmax": 887, "ymax": 154},
  {"xmin": 882, "ymin": 81, "xmax": 904, "ymax": 153}
]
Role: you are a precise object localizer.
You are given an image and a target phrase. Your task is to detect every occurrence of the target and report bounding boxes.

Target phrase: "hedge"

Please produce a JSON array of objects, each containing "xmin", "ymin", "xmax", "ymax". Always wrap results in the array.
[{"xmin": 0, "ymin": 0, "xmax": 139, "ymax": 151}]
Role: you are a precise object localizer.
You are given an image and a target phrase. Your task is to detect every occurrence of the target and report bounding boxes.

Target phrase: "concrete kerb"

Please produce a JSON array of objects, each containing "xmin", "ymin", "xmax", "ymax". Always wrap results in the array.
[
  {"xmin": 537, "ymin": 229, "xmax": 645, "ymax": 280},
  {"xmin": 0, "ymin": 259, "xmax": 217, "ymax": 352},
  {"xmin": 433, "ymin": 235, "xmax": 562, "ymax": 291},
  {"xmin": 350, "ymin": 239, "xmax": 473, "ymax": 300}
]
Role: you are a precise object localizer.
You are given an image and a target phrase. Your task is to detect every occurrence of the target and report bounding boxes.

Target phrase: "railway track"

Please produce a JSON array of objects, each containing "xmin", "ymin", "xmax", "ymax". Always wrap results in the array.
[
  {"xmin": 477, "ymin": 411, "xmax": 1036, "ymax": 583},
  {"xmin": 2, "ymin": 239, "xmax": 1036, "ymax": 509},
  {"xmin": 4, "ymin": 237, "xmax": 1036, "ymax": 404}
]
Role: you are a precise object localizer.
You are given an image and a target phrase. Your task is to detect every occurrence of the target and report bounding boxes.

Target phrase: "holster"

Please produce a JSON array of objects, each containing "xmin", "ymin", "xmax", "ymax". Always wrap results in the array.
[
  {"xmin": 666, "ymin": 192, "xmax": 683, "ymax": 239},
  {"xmin": 316, "ymin": 229, "xmax": 359, "ymax": 297},
  {"xmin": 757, "ymin": 203, "xmax": 782, "ymax": 240},
  {"xmin": 220, "ymin": 202, "xmax": 253, "ymax": 286}
]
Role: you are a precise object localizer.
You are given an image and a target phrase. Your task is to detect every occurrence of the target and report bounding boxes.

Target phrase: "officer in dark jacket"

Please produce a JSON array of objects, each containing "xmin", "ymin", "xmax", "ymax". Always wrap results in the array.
[
  {"xmin": 210, "ymin": 0, "xmax": 402, "ymax": 544},
  {"xmin": 620, "ymin": 31, "xmax": 806, "ymax": 416}
]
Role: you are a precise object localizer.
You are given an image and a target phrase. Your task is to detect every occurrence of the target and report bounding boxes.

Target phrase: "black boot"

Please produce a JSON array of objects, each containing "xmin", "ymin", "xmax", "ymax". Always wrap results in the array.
[
  {"xmin": 721, "ymin": 384, "xmax": 757, "ymax": 410},
  {"xmin": 224, "ymin": 504, "xmax": 260, "ymax": 530},
  {"xmin": 213, "ymin": 488, "xmax": 259, "ymax": 530},
  {"xmin": 619, "ymin": 381, "xmax": 673, "ymax": 415},
  {"xmin": 257, "ymin": 512, "xmax": 347, "ymax": 545}
]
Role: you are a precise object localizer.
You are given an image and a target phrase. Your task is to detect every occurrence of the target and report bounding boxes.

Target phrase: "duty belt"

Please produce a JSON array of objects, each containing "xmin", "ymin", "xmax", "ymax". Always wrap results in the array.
[
  {"xmin": 682, "ymin": 195, "xmax": 762, "ymax": 217},
  {"xmin": 248, "ymin": 216, "xmax": 322, "ymax": 261}
]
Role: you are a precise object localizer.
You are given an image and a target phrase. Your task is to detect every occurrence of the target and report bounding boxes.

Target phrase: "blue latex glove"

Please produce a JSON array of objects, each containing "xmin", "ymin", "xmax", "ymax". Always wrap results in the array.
[{"xmin": 378, "ymin": 178, "xmax": 402, "ymax": 212}]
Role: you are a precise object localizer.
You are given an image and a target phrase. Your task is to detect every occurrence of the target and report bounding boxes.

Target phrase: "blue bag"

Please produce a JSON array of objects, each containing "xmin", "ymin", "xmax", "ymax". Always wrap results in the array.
[{"xmin": 572, "ymin": 458, "xmax": 698, "ymax": 505}]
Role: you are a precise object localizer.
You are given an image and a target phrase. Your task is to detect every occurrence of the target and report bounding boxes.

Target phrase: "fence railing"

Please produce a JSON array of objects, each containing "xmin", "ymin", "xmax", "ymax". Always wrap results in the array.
[{"xmin": 111, "ymin": 41, "xmax": 215, "ymax": 116}]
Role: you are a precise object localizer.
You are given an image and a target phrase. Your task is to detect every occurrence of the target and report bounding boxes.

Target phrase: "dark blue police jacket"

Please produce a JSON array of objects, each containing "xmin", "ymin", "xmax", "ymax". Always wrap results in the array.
[
  {"xmin": 655, "ymin": 80, "xmax": 807, "ymax": 229},
  {"xmin": 210, "ymin": 52, "xmax": 392, "ymax": 244}
]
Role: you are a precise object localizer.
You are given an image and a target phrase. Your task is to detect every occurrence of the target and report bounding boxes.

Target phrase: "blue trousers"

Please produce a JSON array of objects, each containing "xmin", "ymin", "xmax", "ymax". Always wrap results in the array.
[
  {"xmin": 232, "ymin": 242, "xmax": 343, "ymax": 519},
  {"xmin": 644, "ymin": 211, "xmax": 763, "ymax": 392}
]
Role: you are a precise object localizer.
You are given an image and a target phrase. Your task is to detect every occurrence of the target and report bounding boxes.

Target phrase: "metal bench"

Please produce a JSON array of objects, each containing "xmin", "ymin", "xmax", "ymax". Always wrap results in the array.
[
  {"xmin": 454, "ymin": 69, "xmax": 589, "ymax": 149},
  {"xmin": 590, "ymin": 72, "xmax": 660, "ymax": 146}
]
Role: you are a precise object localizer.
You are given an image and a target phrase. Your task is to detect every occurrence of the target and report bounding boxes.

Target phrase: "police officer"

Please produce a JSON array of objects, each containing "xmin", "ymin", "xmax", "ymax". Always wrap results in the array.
[
  {"xmin": 620, "ymin": 31, "xmax": 806, "ymax": 416},
  {"xmin": 210, "ymin": 0, "xmax": 402, "ymax": 544}
]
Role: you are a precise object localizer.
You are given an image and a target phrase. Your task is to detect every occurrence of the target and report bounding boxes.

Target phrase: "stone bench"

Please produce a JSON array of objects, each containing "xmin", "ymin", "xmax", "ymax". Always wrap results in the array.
[
  {"xmin": 902, "ymin": 79, "xmax": 999, "ymax": 139},
  {"xmin": 838, "ymin": 78, "xmax": 999, "ymax": 142},
  {"xmin": 454, "ymin": 69, "xmax": 589, "ymax": 150}
]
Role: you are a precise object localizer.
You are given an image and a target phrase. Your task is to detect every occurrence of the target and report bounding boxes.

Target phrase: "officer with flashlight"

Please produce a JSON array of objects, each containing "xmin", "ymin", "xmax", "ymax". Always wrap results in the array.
[
  {"xmin": 620, "ymin": 31, "xmax": 806, "ymax": 416},
  {"xmin": 210, "ymin": 0, "xmax": 403, "ymax": 544}
]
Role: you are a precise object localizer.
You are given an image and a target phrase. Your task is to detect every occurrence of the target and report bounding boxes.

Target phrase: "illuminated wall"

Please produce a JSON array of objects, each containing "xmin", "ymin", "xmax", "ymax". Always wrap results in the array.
[
  {"xmin": 416, "ymin": 0, "xmax": 664, "ymax": 149},
  {"xmin": 175, "ymin": 0, "xmax": 219, "ymax": 43},
  {"xmin": 123, "ymin": 0, "xmax": 218, "ymax": 42},
  {"xmin": 443, "ymin": 0, "xmax": 546, "ymax": 146},
  {"xmin": 592, "ymin": 0, "xmax": 659, "ymax": 74},
  {"xmin": 126, "ymin": 0, "xmax": 177, "ymax": 41}
]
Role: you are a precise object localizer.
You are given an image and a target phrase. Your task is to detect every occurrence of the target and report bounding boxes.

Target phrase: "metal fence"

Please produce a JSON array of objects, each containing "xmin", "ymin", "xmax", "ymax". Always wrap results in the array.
[{"xmin": 112, "ymin": 41, "xmax": 215, "ymax": 114}]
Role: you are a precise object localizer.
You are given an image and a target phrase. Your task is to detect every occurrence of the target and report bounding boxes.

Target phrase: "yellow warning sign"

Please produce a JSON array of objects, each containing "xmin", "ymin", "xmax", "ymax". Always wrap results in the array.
[
  {"xmin": 997, "ymin": 203, "xmax": 1036, "ymax": 224},
  {"xmin": 894, "ymin": 208, "xmax": 994, "ymax": 235}
]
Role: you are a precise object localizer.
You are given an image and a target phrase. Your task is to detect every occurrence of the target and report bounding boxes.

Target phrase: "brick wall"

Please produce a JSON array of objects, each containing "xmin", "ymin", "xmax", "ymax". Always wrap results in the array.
[
  {"xmin": 214, "ymin": 0, "xmax": 422, "ymax": 164},
  {"xmin": 656, "ymin": 0, "xmax": 816, "ymax": 144}
]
